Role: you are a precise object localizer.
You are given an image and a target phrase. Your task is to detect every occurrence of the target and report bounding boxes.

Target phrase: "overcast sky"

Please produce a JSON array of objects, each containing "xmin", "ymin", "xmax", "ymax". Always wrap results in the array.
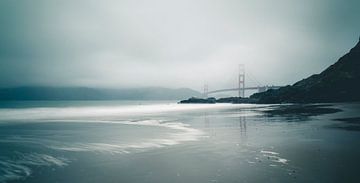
[{"xmin": 0, "ymin": 0, "xmax": 359, "ymax": 91}]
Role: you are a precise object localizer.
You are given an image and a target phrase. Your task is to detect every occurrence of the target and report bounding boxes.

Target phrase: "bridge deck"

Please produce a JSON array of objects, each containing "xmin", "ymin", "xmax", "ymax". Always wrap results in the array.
[{"xmin": 207, "ymin": 86, "xmax": 282, "ymax": 94}]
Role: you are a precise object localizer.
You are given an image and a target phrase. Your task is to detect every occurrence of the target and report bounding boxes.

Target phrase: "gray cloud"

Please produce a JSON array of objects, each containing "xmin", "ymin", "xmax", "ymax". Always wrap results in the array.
[{"xmin": 0, "ymin": 0, "xmax": 359, "ymax": 91}]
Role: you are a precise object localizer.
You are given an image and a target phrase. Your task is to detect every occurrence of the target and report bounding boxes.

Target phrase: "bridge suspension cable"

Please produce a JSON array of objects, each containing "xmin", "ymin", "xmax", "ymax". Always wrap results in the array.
[
  {"xmin": 246, "ymin": 68, "xmax": 263, "ymax": 87},
  {"xmin": 203, "ymin": 64, "xmax": 283, "ymax": 97}
]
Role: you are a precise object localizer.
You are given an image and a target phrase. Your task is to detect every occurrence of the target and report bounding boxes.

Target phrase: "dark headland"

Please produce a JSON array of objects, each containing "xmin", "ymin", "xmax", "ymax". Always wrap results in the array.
[
  {"xmin": 179, "ymin": 97, "xmax": 257, "ymax": 104},
  {"xmin": 180, "ymin": 37, "xmax": 360, "ymax": 104}
]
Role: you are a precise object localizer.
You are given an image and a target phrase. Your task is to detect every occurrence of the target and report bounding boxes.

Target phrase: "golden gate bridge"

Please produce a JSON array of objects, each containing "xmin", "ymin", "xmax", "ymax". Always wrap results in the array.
[{"xmin": 203, "ymin": 65, "xmax": 282, "ymax": 98}]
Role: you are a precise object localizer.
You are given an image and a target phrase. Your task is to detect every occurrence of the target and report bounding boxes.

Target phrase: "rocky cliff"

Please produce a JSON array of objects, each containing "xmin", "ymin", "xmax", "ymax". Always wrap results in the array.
[{"xmin": 251, "ymin": 38, "xmax": 360, "ymax": 103}]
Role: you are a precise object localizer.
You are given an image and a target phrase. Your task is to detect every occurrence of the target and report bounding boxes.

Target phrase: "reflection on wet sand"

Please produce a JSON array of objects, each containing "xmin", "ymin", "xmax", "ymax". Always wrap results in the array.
[
  {"xmin": 238, "ymin": 115, "xmax": 247, "ymax": 139},
  {"xmin": 202, "ymin": 108, "xmax": 247, "ymax": 140},
  {"xmin": 0, "ymin": 102, "xmax": 359, "ymax": 182}
]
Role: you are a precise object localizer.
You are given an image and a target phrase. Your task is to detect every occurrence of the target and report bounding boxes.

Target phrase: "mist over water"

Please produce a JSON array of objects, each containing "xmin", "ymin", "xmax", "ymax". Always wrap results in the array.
[{"xmin": 0, "ymin": 0, "xmax": 359, "ymax": 89}]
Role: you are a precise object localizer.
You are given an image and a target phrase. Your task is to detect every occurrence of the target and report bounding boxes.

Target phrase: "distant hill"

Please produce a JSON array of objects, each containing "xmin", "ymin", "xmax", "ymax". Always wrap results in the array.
[
  {"xmin": 251, "ymin": 38, "xmax": 360, "ymax": 103},
  {"xmin": 0, "ymin": 87, "xmax": 201, "ymax": 100}
]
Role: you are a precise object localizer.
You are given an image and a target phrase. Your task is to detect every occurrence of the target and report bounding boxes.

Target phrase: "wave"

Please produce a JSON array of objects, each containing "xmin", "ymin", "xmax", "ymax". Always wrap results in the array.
[
  {"xmin": 0, "ymin": 103, "xmax": 243, "ymax": 121},
  {"xmin": 48, "ymin": 119, "xmax": 205, "ymax": 154},
  {"xmin": 0, "ymin": 118, "xmax": 205, "ymax": 154},
  {"xmin": 0, "ymin": 119, "xmax": 204, "ymax": 182},
  {"xmin": 260, "ymin": 150, "xmax": 288, "ymax": 164},
  {"xmin": 0, "ymin": 153, "xmax": 69, "ymax": 183},
  {"xmin": 0, "ymin": 103, "xmax": 225, "ymax": 182}
]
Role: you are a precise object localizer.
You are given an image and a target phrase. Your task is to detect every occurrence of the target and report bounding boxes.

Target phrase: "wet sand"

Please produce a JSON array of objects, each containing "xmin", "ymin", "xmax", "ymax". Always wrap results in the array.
[{"xmin": 0, "ymin": 101, "xmax": 359, "ymax": 183}]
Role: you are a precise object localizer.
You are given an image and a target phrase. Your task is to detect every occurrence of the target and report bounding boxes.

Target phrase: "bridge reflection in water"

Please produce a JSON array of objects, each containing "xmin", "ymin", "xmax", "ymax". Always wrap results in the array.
[{"xmin": 202, "ymin": 107, "xmax": 248, "ymax": 141}]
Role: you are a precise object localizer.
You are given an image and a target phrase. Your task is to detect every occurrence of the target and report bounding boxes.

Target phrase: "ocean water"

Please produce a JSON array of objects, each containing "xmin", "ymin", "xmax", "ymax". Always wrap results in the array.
[{"xmin": 0, "ymin": 101, "xmax": 359, "ymax": 183}]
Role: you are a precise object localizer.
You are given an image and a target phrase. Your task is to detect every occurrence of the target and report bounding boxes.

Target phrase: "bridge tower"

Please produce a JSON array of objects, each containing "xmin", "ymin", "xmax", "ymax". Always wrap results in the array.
[
  {"xmin": 238, "ymin": 64, "xmax": 245, "ymax": 98},
  {"xmin": 203, "ymin": 84, "xmax": 209, "ymax": 98}
]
